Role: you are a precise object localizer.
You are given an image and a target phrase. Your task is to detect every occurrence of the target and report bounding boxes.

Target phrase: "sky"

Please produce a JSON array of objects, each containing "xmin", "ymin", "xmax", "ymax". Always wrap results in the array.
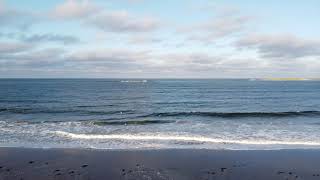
[{"xmin": 0, "ymin": 0, "xmax": 319, "ymax": 78}]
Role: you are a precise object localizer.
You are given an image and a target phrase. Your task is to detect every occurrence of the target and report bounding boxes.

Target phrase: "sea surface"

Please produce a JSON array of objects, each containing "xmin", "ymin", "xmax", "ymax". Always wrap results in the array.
[{"xmin": 0, "ymin": 79, "xmax": 320, "ymax": 150}]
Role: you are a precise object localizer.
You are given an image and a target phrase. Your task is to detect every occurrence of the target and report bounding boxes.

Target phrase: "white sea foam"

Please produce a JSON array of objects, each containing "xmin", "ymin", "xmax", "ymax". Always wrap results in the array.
[
  {"xmin": 54, "ymin": 131, "xmax": 320, "ymax": 146},
  {"xmin": 120, "ymin": 80, "xmax": 147, "ymax": 83}
]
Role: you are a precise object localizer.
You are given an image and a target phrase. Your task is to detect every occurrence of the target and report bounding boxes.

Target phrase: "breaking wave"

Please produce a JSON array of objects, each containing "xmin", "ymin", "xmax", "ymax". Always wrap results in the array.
[{"xmin": 55, "ymin": 131, "xmax": 320, "ymax": 146}]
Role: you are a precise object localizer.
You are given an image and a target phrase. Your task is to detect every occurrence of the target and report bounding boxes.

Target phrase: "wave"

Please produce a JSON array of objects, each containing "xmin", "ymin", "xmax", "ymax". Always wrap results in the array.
[
  {"xmin": 55, "ymin": 131, "xmax": 320, "ymax": 146},
  {"xmin": 138, "ymin": 111, "xmax": 320, "ymax": 118},
  {"xmin": 0, "ymin": 107, "xmax": 134, "ymax": 115},
  {"xmin": 93, "ymin": 120, "xmax": 174, "ymax": 126},
  {"xmin": 120, "ymin": 80, "xmax": 147, "ymax": 83},
  {"xmin": 1, "ymin": 107, "xmax": 319, "ymax": 119}
]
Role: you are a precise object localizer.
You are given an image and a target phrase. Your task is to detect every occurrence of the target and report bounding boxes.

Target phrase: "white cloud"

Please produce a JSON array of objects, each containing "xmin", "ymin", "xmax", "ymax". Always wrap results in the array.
[
  {"xmin": 69, "ymin": 49, "xmax": 151, "ymax": 63},
  {"xmin": 237, "ymin": 34, "xmax": 320, "ymax": 59},
  {"xmin": 88, "ymin": 10, "xmax": 160, "ymax": 33},
  {"xmin": 51, "ymin": 0, "xmax": 100, "ymax": 19},
  {"xmin": 0, "ymin": 41, "xmax": 33, "ymax": 53},
  {"xmin": 179, "ymin": 6, "xmax": 253, "ymax": 44}
]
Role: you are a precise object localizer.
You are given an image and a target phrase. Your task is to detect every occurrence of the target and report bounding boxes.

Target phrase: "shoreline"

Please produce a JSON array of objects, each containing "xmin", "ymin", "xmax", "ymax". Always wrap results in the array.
[{"xmin": 1, "ymin": 147, "xmax": 320, "ymax": 179}]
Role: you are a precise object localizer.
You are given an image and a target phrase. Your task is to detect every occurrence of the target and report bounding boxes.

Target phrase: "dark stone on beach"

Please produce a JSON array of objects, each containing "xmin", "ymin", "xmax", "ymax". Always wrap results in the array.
[
  {"xmin": 277, "ymin": 171, "xmax": 285, "ymax": 174},
  {"xmin": 221, "ymin": 168, "xmax": 227, "ymax": 172},
  {"xmin": 128, "ymin": 170, "xmax": 133, "ymax": 173},
  {"xmin": 122, "ymin": 169, "xmax": 125, "ymax": 172},
  {"xmin": 0, "ymin": 166, "xmax": 2, "ymax": 169},
  {"xmin": 54, "ymin": 169, "xmax": 60, "ymax": 172},
  {"xmin": 82, "ymin": 164, "xmax": 88, "ymax": 168},
  {"xmin": 211, "ymin": 172, "xmax": 215, "ymax": 175},
  {"xmin": 45, "ymin": 162, "xmax": 49, "ymax": 165},
  {"xmin": 28, "ymin": 161, "xmax": 34, "ymax": 164},
  {"xmin": 69, "ymin": 171, "xmax": 75, "ymax": 174},
  {"xmin": 56, "ymin": 173, "xmax": 62, "ymax": 176},
  {"xmin": 288, "ymin": 172, "xmax": 292, "ymax": 175},
  {"xmin": 136, "ymin": 164, "xmax": 140, "ymax": 167}
]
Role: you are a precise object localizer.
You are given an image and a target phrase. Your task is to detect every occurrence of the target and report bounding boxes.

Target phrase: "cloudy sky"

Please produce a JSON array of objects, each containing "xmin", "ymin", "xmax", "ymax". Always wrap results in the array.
[{"xmin": 0, "ymin": 0, "xmax": 319, "ymax": 78}]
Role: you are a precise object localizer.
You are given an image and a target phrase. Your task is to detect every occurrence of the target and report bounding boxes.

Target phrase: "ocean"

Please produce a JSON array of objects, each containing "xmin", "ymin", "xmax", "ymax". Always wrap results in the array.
[{"xmin": 0, "ymin": 79, "xmax": 319, "ymax": 150}]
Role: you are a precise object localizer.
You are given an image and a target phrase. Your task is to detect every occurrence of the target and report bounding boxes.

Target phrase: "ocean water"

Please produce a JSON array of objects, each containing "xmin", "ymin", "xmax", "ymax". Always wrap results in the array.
[{"xmin": 0, "ymin": 79, "xmax": 320, "ymax": 150}]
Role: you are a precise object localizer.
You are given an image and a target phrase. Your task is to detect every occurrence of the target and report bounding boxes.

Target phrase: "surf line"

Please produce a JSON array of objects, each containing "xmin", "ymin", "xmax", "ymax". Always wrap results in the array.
[{"xmin": 55, "ymin": 131, "xmax": 320, "ymax": 146}]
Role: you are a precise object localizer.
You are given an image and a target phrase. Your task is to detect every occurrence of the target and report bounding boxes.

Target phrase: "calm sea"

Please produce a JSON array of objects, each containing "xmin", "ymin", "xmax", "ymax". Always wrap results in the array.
[{"xmin": 0, "ymin": 79, "xmax": 320, "ymax": 150}]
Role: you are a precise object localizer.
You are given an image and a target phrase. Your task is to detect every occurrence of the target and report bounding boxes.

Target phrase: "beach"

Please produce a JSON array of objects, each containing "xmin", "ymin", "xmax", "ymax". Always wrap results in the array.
[
  {"xmin": 1, "ymin": 147, "xmax": 320, "ymax": 180},
  {"xmin": 1, "ymin": 79, "xmax": 320, "ymax": 179},
  {"xmin": 1, "ymin": 0, "xmax": 319, "ymax": 178}
]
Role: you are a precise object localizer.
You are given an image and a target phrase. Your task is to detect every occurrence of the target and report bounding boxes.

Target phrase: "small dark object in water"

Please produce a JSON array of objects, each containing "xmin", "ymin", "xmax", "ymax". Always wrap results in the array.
[
  {"xmin": 54, "ymin": 169, "xmax": 60, "ymax": 172},
  {"xmin": 69, "ymin": 171, "xmax": 75, "ymax": 174},
  {"xmin": 221, "ymin": 168, "xmax": 227, "ymax": 172},
  {"xmin": 122, "ymin": 169, "xmax": 125, "ymax": 172},
  {"xmin": 29, "ymin": 161, "xmax": 34, "ymax": 164},
  {"xmin": 82, "ymin": 164, "xmax": 88, "ymax": 168}
]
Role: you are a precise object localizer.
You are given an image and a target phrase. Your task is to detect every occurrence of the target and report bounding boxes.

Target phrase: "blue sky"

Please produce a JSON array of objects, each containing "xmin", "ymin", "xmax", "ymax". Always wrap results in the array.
[{"xmin": 0, "ymin": 0, "xmax": 319, "ymax": 78}]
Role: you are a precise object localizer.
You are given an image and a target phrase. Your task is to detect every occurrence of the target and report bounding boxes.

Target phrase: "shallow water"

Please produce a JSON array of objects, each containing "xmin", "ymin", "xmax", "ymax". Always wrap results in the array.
[{"xmin": 0, "ymin": 79, "xmax": 320, "ymax": 150}]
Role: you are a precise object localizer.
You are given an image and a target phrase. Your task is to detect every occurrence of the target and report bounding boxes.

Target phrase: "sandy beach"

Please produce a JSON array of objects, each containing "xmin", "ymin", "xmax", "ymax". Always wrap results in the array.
[{"xmin": 0, "ymin": 148, "xmax": 320, "ymax": 180}]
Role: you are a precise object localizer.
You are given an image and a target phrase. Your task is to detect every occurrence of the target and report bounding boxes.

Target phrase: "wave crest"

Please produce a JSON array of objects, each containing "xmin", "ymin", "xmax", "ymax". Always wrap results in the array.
[
  {"xmin": 139, "ymin": 111, "xmax": 320, "ymax": 118},
  {"xmin": 93, "ymin": 120, "xmax": 174, "ymax": 126}
]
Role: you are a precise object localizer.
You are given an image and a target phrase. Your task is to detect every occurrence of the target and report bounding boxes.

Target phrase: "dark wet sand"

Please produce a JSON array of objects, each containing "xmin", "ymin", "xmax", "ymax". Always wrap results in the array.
[{"xmin": 1, "ymin": 148, "xmax": 320, "ymax": 180}]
